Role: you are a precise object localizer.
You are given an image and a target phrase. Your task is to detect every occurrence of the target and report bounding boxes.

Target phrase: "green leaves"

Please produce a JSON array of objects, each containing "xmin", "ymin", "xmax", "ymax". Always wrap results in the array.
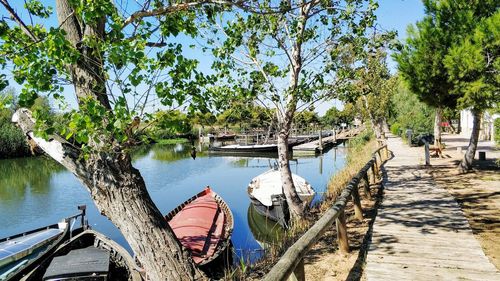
[
  {"xmin": 444, "ymin": 11, "xmax": 500, "ymax": 110},
  {"xmin": 24, "ymin": 0, "xmax": 53, "ymax": 18},
  {"xmin": 396, "ymin": 0, "xmax": 499, "ymax": 110}
]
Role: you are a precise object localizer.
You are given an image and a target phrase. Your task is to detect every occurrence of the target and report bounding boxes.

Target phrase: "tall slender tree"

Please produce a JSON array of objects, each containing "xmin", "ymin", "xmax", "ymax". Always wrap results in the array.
[
  {"xmin": 204, "ymin": 0, "xmax": 380, "ymax": 219},
  {"xmin": 396, "ymin": 0, "xmax": 498, "ymax": 147},
  {"xmin": 396, "ymin": 0, "xmax": 498, "ymax": 171},
  {"xmin": 352, "ymin": 49, "xmax": 395, "ymax": 139}
]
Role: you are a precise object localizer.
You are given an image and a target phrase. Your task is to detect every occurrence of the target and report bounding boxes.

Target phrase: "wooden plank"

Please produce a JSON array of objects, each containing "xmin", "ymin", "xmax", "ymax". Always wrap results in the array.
[
  {"xmin": 367, "ymin": 254, "xmax": 496, "ymax": 272},
  {"xmin": 365, "ymin": 136, "xmax": 500, "ymax": 281},
  {"xmin": 366, "ymin": 262, "xmax": 499, "ymax": 281}
]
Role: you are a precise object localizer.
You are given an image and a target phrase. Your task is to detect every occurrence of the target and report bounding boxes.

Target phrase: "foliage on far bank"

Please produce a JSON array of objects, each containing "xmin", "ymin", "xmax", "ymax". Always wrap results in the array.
[
  {"xmin": 0, "ymin": 109, "xmax": 30, "ymax": 158},
  {"xmin": 0, "ymin": 89, "xmax": 53, "ymax": 159}
]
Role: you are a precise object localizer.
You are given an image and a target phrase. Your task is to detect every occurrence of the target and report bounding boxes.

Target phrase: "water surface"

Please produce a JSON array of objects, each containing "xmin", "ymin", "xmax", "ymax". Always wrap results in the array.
[{"xmin": 0, "ymin": 142, "xmax": 347, "ymax": 262}]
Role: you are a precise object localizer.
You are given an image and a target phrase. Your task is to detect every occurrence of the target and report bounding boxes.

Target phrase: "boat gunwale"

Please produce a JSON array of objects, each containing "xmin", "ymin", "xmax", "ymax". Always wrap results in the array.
[
  {"xmin": 164, "ymin": 187, "xmax": 234, "ymax": 266},
  {"xmin": 0, "ymin": 222, "xmax": 70, "ymax": 281}
]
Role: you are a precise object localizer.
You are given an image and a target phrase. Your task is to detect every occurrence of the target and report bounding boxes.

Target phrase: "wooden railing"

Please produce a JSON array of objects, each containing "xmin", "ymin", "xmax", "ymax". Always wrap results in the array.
[{"xmin": 263, "ymin": 144, "xmax": 391, "ymax": 281}]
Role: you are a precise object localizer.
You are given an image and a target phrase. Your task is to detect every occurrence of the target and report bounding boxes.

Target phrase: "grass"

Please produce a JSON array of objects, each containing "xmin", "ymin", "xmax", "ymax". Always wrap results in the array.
[
  {"xmin": 155, "ymin": 138, "xmax": 189, "ymax": 144},
  {"xmin": 241, "ymin": 132, "xmax": 377, "ymax": 280}
]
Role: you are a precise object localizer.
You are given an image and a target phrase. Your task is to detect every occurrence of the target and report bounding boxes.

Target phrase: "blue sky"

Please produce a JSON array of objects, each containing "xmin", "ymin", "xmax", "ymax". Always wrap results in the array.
[
  {"xmin": 318, "ymin": 0, "xmax": 426, "ymax": 114},
  {"xmin": 1, "ymin": 0, "xmax": 425, "ymax": 115}
]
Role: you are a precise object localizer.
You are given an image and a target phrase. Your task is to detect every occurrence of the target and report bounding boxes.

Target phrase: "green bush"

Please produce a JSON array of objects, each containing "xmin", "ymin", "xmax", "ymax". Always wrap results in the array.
[
  {"xmin": 349, "ymin": 128, "xmax": 373, "ymax": 150},
  {"xmin": 494, "ymin": 118, "xmax": 500, "ymax": 145},
  {"xmin": 0, "ymin": 111, "xmax": 30, "ymax": 158},
  {"xmin": 390, "ymin": 122, "xmax": 401, "ymax": 136}
]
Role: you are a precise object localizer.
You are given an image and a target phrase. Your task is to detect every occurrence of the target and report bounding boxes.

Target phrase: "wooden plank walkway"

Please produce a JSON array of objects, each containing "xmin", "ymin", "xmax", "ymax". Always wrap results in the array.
[
  {"xmin": 292, "ymin": 129, "xmax": 358, "ymax": 154},
  {"xmin": 365, "ymin": 136, "xmax": 500, "ymax": 281}
]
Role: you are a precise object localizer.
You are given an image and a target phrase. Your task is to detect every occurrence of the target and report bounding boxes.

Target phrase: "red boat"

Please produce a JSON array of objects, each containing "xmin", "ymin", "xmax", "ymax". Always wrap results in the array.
[{"xmin": 165, "ymin": 187, "xmax": 234, "ymax": 266}]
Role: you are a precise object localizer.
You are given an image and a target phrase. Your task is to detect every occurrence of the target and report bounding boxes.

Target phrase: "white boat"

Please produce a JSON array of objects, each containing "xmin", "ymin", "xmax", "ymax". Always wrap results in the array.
[{"xmin": 247, "ymin": 169, "xmax": 315, "ymax": 227}]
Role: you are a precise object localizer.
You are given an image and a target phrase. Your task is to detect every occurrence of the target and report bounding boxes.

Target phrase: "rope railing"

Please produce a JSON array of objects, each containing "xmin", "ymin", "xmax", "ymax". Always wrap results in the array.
[{"xmin": 263, "ymin": 144, "xmax": 391, "ymax": 281}]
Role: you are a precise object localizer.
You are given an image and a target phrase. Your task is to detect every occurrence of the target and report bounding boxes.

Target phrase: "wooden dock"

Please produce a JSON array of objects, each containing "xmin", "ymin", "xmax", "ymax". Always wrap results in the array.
[
  {"xmin": 365, "ymin": 136, "xmax": 500, "ymax": 281},
  {"xmin": 292, "ymin": 128, "xmax": 360, "ymax": 154}
]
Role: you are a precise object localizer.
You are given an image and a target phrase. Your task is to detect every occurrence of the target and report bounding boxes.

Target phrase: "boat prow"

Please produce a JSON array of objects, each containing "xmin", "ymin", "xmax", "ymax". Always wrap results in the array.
[{"xmin": 165, "ymin": 187, "xmax": 234, "ymax": 268}]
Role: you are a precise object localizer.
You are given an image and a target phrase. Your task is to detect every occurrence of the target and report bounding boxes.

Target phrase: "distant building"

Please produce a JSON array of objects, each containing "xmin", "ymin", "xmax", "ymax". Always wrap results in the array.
[{"xmin": 460, "ymin": 109, "xmax": 499, "ymax": 141}]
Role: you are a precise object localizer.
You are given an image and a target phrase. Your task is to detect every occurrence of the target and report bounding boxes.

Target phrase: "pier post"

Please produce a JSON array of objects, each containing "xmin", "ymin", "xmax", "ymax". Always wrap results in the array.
[
  {"xmin": 336, "ymin": 209, "xmax": 350, "ymax": 253},
  {"xmin": 424, "ymin": 141, "xmax": 430, "ymax": 166},
  {"xmin": 318, "ymin": 131, "xmax": 323, "ymax": 151},
  {"xmin": 319, "ymin": 155, "xmax": 323, "ymax": 175}
]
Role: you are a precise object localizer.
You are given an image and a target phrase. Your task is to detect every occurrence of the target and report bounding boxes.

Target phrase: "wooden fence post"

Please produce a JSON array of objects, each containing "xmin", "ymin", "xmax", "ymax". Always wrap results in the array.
[
  {"xmin": 351, "ymin": 184, "xmax": 363, "ymax": 221},
  {"xmin": 362, "ymin": 172, "xmax": 372, "ymax": 200},
  {"xmin": 370, "ymin": 163, "xmax": 377, "ymax": 184},
  {"xmin": 287, "ymin": 259, "xmax": 305, "ymax": 281},
  {"xmin": 336, "ymin": 209, "xmax": 350, "ymax": 253}
]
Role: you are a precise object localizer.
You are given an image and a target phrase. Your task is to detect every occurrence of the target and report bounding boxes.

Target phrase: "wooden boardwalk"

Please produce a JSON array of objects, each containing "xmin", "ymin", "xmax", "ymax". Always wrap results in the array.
[
  {"xmin": 292, "ymin": 129, "xmax": 359, "ymax": 154},
  {"xmin": 365, "ymin": 136, "xmax": 500, "ymax": 280}
]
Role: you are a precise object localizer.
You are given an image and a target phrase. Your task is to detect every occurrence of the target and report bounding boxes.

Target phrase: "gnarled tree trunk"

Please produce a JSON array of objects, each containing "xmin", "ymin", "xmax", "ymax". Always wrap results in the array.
[
  {"xmin": 13, "ymin": 109, "xmax": 203, "ymax": 280},
  {"xmin": 458, "ymin": 109, "xmax": 481, "ymax": 173}
]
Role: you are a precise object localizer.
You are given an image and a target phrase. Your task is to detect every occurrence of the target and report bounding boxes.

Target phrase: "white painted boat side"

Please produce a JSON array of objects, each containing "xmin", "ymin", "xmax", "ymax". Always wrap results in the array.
[{"xmin": 248, "ymin": 170, "xmax": 315, "ymax": 206}]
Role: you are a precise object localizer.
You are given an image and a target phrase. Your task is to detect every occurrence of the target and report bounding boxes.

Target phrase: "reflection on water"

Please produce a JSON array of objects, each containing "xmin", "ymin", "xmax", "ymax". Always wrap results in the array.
[
  {"xmin": 0, "ymin": 156, "xmax": 64, "ymax": 201},
  {"xmin": 247, "ymin": 204, "xmax": 285, "ymax": 248},
  {"xmin": 0, "ymin": 142, "xmax": 347, "ymax": 264}
]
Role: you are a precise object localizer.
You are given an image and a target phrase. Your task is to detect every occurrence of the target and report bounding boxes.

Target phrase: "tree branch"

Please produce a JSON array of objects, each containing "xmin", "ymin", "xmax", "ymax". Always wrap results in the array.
[
  {"xmin": 122, "ymin": 0, "xmax": 235, "ymax": 30},
  {"xmin": 0, "ymin": 0, "xmax": 39, "ymax": 42},
  {"xmin": 12, "ymin": 108, "xmax": 82, "ymax": 175}
]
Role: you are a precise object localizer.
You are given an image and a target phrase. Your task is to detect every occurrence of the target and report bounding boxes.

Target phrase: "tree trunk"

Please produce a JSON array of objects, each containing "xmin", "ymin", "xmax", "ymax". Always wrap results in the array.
[
  {"xmin": 361, "ymin": 96, "xmax": 383, "ymax": 139},
  {"xmin": 276, "ymin": 120, "xmax": 305, "ymax": 220},
  {"xmin": 82, "ymin": 154, "xmax": 202, "ymax": 281},
  {"xmin": 458, "ymin": 109, "xmax": 481, "ymax": 173},
  {"xmin": 434, "ymin": 107, "xmax": 442, "ymax": 146},
  {"xmin": 447, "ymin": 117, "xmax": 457, "ymax": 134},
  {"xmin": 382, "ymin": 117, "xmax": 390, "ymax": 134}
]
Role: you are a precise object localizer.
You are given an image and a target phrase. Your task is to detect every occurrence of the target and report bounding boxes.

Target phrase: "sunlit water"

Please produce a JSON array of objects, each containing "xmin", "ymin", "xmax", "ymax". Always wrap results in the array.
[{"xmin": 0, "ymin": 141, "xmax": 347, "ymax": 263}]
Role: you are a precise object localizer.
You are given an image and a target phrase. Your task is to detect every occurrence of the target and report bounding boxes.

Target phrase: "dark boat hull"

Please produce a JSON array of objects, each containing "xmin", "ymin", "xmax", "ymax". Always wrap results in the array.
[
  {"xmin": 209, "ymin": 145, "xmax": 278, "ymax": 153},
  {"xmin": 248, "ymin": 195, "xmax": 290, "ymax": 228},
  {"xmin": 20, "ymin": 230, "xmax": 141, "ymax": 281}
]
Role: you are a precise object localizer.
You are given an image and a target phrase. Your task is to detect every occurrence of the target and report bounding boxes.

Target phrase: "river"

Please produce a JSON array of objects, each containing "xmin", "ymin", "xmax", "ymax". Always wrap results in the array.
[{"xmin": 0, "ymin": 141, "xmax": 347, "ymax": 263}]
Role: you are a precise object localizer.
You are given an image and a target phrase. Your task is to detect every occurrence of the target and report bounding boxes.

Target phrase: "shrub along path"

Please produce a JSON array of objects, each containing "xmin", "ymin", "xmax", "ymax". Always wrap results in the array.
[{"xmin": 365, "ymin": 135, "xmax": 500, "ymax": 280}]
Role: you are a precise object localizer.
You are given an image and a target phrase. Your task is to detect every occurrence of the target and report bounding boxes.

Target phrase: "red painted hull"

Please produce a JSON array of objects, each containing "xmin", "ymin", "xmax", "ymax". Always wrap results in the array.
[{"xmin": 165, "ymin": 187, "xmax": 233, "ymax": 266}]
